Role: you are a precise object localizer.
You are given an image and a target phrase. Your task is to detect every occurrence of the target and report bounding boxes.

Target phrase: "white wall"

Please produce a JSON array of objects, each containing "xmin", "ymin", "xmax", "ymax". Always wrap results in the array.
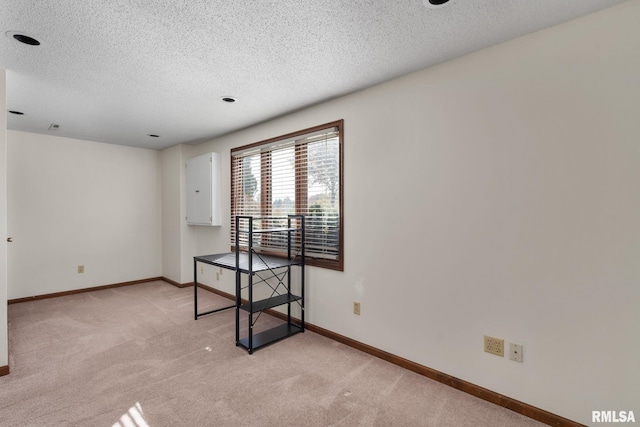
[
  {"xmin": 0, "ymin": 69, "xmax": 8, "ymax": 369},
  {"xmin": 160, "ymin": 142, "xmax": 230, "ymax": 285},
  {"xmin": 7, "ymin": 131, "xmax": 162, "ymax": 299},
  {"xmin": 161, "ymin": 144, "xmax": 183, "ymax": 283},
  {"xmin": 171, "ymin": 1, "xmax": 640, "ymax": 424},
  {"xmin": 160, "ymin": 143, "xmax": 198, "ymax": 284}
]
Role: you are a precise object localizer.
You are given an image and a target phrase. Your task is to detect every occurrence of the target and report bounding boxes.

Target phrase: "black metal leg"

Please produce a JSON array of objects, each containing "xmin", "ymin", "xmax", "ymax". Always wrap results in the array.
[
  {"xmin": 248, "ymin": 270, "xmax": 253, "ymax": 353},
  {"xmin": 287, "ymin": 266, "xmax": 292, "ymax": 325},
  {"xmin": 193, "ymin": 257, "xmax": 235, "ymax": 320},
  {"xmin": 194, "ymin": 259, "xmax": 198, "ymax": 320},
  {"xmin": 235, "ymin": 270, "xmax": 240, "ymax": 345},
  {"xmin": 301, "ymin": 215, "xmax": 305, "ymax": 332}
]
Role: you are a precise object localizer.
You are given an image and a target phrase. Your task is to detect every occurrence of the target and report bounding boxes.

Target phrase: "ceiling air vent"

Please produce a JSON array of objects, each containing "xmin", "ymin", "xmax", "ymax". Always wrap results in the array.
[{"xmin": 48, "ymin": 123, "xmax": 60, "ymax": 130}]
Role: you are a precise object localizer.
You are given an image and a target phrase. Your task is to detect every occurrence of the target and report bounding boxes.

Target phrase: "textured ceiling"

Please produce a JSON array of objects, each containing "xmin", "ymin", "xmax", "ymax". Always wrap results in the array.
[{"xmin": 0, "ymin": 0, "xmax": 629, "ymax": 150}]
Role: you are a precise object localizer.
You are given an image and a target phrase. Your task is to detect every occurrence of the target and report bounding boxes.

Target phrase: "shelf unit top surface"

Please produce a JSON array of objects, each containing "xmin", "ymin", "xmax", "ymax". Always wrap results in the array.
[{"xmin": 194, "ymin": 252, "xmax": 300, "ymax": 273}]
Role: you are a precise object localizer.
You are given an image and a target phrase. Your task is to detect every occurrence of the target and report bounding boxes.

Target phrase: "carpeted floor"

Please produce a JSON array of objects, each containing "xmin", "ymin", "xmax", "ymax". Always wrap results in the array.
[{"xmin": 1, "ymin": 281, "xmax": 544, "ymax": 426}]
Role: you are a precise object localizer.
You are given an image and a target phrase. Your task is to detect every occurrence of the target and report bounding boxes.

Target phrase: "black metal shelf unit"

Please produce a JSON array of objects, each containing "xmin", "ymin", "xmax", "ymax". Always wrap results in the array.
[{"xmin": 193, "ymin": 215, "xmax": 305, "ymax": 354}]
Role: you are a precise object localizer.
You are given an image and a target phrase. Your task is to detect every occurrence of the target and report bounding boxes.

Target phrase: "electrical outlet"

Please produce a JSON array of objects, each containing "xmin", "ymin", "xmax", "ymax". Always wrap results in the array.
[
  {"xmin": 353, "ymin": 302, "xmax": 361, "ymax": 315},
  {"xmin": 200, "ymin": 266, "xmax": 204, "ymax": 274},
  {"xmin": 77, "ymin": 265, "xmax": 84, "ymax": 274},
  {"xmin": 509, "ymin": 342, "xmax": 523, "ymax": 362},
  {"xmin": 484, "ymin": 335, "xmax": 504, "ymax": 357}
]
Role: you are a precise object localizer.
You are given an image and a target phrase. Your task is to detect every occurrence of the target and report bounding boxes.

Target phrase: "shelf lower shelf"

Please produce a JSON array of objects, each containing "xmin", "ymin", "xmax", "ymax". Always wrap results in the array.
[
  {"xmin": 238, "ymin": 323, "xmax": 302, "ymax": 352},
  {"xmin": 239, "ymin": 294, "xmax": 302, "ymax": 313}
]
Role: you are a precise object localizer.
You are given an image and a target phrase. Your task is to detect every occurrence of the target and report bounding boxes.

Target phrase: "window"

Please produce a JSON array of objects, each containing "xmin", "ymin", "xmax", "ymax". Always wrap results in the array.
[{"xmin": 231, "ymin": 120, "xmax": 343, "ymax": 271}]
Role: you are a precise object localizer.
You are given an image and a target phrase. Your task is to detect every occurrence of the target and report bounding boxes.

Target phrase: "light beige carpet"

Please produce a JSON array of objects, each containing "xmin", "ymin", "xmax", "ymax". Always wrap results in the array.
[{"xmin": 1, "ymin": 281, "xmax": 544, "ymax": 426}]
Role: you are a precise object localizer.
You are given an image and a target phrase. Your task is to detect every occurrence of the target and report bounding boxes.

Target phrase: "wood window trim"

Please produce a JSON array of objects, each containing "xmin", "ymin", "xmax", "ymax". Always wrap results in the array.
[{"xmin": 230, "ymin": 120, "xmax": 344, "ymax": 272}]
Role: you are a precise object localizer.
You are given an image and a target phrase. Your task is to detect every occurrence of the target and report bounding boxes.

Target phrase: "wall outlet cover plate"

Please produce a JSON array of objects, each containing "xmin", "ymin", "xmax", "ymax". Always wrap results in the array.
[{"xmin": 484, "ymin": 335, "xmax": 504, "ymax": 357}]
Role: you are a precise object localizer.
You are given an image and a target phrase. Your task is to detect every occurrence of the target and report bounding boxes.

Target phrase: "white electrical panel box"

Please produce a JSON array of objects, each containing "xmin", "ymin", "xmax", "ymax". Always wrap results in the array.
[{"xmin": 186, "ymin": 152, "xmax": 221, "ymax": 226}]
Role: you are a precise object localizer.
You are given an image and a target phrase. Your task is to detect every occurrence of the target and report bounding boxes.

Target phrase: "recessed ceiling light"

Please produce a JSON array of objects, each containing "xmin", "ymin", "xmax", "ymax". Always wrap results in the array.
[
  {"xmin": 148, "ymin": 134, "xmax": 160, "ymax": 138},
  {"xmin": 8, "ymin": 110, "xmax": 25, "ymax": 115},
  {"xmin": 6, "ymin": 32, "xmax": 40, "ymax": 46},
  {"xmin": 221, "ymin": 96, "xmax": 237, "ymax": 103},
  {"xmin": 423, "ymin": 0, "xmax": 452, "ymax": 8}
]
